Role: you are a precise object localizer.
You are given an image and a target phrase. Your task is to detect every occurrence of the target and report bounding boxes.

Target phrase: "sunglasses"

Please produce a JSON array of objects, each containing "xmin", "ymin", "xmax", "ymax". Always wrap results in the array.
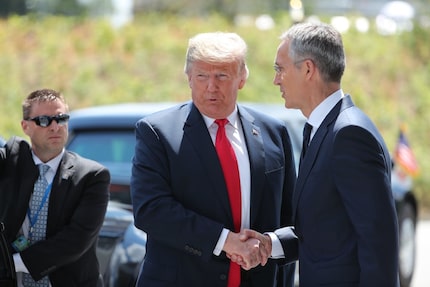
[{"xmin": 27, "ymin": 114, "xmax": 70, "ymax": 127}]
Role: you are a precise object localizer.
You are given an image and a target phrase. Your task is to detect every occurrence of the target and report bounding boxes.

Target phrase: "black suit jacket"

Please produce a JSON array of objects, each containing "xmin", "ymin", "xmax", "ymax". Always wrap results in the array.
[
  {"xmin": 0, "ymin": 136, "xmax": 110, "ymax": 287},
  {"xmin": 275, "ymin": 96, "xmax": 399, "ymax": 287},
  {"xmin": 131, "ymin": 102, "xmax": 296, "ymax": 287}
]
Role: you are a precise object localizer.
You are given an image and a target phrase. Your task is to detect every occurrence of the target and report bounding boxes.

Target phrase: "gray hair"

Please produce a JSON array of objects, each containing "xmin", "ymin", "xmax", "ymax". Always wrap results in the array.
[
  {"xmin": 184, "ymin": 32, "xmax": 249, "ymax": 78},
  {"xmin": 280, "ymin": 22, "xmax": 345, "ymax": 83}
]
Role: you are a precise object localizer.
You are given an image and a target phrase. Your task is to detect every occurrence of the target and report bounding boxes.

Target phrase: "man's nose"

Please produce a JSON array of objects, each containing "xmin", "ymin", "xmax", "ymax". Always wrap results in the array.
[{"xmin": 207, "ymin": 77, "xmax": 218, "ymax": 91}]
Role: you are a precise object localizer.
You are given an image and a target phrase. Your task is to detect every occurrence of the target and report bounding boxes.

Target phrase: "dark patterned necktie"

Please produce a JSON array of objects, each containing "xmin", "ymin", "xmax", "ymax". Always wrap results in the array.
[{"xmin": 300, "ymin": 123, "xmax": 313, "ymax": 167}]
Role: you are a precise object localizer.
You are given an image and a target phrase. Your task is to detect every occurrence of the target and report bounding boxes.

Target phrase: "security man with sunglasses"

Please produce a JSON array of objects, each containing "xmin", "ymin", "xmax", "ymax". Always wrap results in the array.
[{"xmin": 0, "ymin": 89, "xmax": 110, "ymax": 287}]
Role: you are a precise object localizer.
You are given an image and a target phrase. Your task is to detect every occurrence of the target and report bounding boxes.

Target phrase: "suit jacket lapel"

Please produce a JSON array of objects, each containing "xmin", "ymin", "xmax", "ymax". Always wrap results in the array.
[
  {"xmin": 293, "ymin": 96, "xmax": 355, "ymax": 215},
  {"xmin": 237, "ymin": 106, "xmax": 265, "ymax": 226},
  {"xmin": 182, "ymin": 104, "xmax": 266, "ymax": 227},
  {"xmin": 47, "ymin": 152, "xmax": 74, "ymax": 233},
  {"xmin": 183, "ymin": 103, "xmax": 234, "ymax": 221}
]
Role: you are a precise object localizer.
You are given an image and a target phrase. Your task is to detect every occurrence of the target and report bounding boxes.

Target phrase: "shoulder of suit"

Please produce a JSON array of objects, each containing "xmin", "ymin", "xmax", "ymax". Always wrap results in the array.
[
  {"xmin": 137, "ymin": 102, "xmax": 190, "ymax": 125},
  {"xmin": 240, "ymin": 105, "xmax": 285, "ymax": 127},
  {"xmin": 64, "ymin": 150, "xmax": 108, "ymax": 170},
  {"xmin": 6, "ymin": 136, "xmax": 30, "ymax": 149},
  {"xmin": 336, "ymin": 105, "xmax": 374, "ymax": 130},
  {"xmin": 3, "ymin": 136, "xmax": 31, "ymax": 158}
]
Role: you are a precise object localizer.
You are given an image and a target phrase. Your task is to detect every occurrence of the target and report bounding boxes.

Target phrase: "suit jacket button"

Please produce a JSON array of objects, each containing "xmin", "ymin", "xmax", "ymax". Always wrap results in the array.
[{"xmin": 220, "ymin": 274, "xmax": 227, "ymax": 281}]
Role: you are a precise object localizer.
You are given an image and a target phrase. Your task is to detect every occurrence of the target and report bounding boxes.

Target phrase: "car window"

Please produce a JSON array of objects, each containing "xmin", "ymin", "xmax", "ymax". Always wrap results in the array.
[
  {"xmin": 67, "ymin": 131, "xmax": 135, "ymax": 164},
  {"xmin": 67, "ymin": 130, "xmax": 136, "ymax": 205}
]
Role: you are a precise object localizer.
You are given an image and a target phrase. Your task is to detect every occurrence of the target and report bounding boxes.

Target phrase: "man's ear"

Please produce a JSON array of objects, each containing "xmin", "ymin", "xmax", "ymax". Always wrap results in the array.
[
  {"xmin": 21, "ymin": 120, "xmax": 30, "ymax": 136},
  {"xmin": 304, "ymin": 59, "xmax": 316, "ymax": 79},
  {"xmin": 238, "ymin": 74, "xmax": 247, "ymax": 90},
  {"xmin": 187, "ymin": 74, "xmax": 192, "ymax": 88}
]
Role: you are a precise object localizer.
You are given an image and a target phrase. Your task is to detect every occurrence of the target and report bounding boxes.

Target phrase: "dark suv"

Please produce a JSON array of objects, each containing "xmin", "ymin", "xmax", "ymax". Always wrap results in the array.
[{"xmin": 66, "ymin": 102, "xmax": 418, "ymax": 287}]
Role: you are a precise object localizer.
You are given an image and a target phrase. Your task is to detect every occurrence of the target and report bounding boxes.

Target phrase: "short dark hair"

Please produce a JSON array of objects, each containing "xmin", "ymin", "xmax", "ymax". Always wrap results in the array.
[{"xmin": 22, "ymin": 89, "xmax": 68, "ymax": 120}]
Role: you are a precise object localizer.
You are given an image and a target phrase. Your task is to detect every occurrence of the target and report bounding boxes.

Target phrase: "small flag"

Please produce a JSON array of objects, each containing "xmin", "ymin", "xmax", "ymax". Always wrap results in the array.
[{"xmin": 394, "ymin": 127, "xmax": 419, "ymax": 177}]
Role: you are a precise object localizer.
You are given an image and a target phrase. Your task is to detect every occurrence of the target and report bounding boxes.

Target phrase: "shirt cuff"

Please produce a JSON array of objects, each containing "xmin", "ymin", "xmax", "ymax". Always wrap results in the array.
[
  {"xmin": 213, "ymin": 228, "xmax": 229, "ymax": 256},
  {"xmin": 13, "ymin": 253, "xmax": 29, "ymax": 273},
  {"xmin": 267, "ymin": 232, "xmax": 285, "ymax": 259}
]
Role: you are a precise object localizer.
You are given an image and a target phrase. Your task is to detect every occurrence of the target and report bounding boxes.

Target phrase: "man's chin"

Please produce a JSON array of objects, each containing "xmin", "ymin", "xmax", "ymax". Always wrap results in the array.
[
  {"xmin": 48, "ymin": 141, "xmax": 65, "ymax": 151},
  {"xmin": 282, "ymin": 97, "xmax": 290, "ymax": 109}
]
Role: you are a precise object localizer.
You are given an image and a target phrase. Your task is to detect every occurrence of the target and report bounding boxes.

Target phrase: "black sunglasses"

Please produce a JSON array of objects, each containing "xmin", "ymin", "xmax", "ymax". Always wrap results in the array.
[{"xmin": 27, "ymin": 114, "xmax": 70, "ymax": 127}]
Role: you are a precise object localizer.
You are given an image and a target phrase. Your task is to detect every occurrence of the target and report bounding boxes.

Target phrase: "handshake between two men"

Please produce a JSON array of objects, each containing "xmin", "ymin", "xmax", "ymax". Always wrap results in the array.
[{"xmin": 223, "ymin": 229, "xmax": 272, "ymax": 270}]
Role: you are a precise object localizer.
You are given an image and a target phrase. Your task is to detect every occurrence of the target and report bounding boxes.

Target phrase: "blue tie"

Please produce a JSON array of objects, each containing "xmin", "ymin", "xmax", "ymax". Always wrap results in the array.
[{"xmin": 22, "ymin": 164, "xmax": 51, "ymax": 287}]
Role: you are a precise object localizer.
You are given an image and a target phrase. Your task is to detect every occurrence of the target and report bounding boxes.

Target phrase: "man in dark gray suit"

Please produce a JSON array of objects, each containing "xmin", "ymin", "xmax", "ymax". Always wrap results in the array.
[
  {"xmin": 237, "ymin": 22, "xmax": 400, "ymax": 287},
  {"xmin": 0, "ymin": 89, "xmax": 110, "ymax": 286}
]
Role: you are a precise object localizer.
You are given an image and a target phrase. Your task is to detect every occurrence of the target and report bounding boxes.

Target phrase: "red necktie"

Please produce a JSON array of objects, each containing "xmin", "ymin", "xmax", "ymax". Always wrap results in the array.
[{"xmin": 215, "ymin": 119, "xmax": 241, "ymax": 287}]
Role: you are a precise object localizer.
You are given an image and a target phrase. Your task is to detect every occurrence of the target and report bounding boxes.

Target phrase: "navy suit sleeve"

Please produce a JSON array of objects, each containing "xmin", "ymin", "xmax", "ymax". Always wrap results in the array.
[
  {"xmin": 333, "ymin": 126, "xmax": 399, "ymax": 286},
  {"xmin": 274, "ymin": 226, "xmax": 299, "ymax": 264},
  {"xmin": 131, "ymin": 118, "xmax": 224, "ymax": 262}
]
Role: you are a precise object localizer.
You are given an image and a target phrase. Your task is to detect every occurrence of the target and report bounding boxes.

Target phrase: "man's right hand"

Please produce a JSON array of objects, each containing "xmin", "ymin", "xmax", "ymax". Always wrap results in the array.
[
  {"xmin": 223, "ymin": 231, "xmax": 265, "ymax": 270},
  {"xmin": 224, "ymin": 229, "xmax": 272, "ymax": 270},
  {"xmin": 237, "ymin": 229, "xmax": 272, "ymax": 267}
]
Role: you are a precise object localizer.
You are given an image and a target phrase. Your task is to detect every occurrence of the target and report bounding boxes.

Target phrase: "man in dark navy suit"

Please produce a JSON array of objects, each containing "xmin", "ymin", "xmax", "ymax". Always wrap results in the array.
[
  {"xmin": 238, "ymin": 22, "xmax": 400, "ymax": 287},
  {"xmin": 131, "ymin": 32, "xmax": 296, "ymax": 287}
]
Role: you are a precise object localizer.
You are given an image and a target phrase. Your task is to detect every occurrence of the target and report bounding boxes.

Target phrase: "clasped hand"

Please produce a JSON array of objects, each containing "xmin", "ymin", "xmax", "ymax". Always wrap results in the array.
[{"xmin": 223, "ymin": 229, "xmax": 272, "ymax": 270}]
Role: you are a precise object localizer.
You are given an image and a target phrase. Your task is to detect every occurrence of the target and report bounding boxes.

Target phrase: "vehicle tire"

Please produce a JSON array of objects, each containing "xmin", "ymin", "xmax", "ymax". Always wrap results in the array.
[{"xmin": 398, "ymin": 202, "xmax": 416, "ymax": 287}]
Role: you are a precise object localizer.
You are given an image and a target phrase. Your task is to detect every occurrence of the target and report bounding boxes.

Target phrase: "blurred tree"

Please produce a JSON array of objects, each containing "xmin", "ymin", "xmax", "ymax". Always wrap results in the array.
[
  {"xmin": 134, "ymin": 0, "xmax": 289, "ymax": 16},
  {"xmin": 26, "ymin": 0, "xmax": 86, "ymax": 15},
  {"xmin": 0, "ymin": 0, "xmax": 27, "ymax": 17}
]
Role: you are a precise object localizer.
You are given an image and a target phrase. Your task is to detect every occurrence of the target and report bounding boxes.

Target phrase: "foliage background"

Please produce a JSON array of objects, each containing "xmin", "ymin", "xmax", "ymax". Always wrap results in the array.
[{"xmin": 0, "ymin": 13, "xmax": 429, "ymax": 212}]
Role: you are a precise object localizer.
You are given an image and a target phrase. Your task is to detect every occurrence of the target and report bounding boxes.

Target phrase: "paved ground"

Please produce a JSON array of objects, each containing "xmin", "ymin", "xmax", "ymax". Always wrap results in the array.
[{"xmin": 410, "ymin": 219, "xmax": 430, "ymax": 287}]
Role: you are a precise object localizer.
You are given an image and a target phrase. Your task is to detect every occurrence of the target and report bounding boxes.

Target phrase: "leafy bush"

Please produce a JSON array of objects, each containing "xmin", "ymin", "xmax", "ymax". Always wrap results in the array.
[{"xmin": 0, "ymin": 13, "xmax": 429, "ymax": 210}]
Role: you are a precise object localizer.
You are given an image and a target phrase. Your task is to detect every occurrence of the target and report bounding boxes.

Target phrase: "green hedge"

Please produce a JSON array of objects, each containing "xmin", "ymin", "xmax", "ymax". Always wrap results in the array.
[{"xmin": 1, "ymin": 13, "xmax": 429, "ymax": 211}]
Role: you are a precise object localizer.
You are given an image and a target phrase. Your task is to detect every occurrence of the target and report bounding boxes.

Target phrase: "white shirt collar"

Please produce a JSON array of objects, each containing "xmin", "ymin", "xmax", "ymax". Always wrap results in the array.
[
  {"xmin": 32, "ymin": 149, "xmax": 65, "ymax": 180},
  {"xmin": 308, "ymin": 89, "xmax": 344, "ymax": 131},
  {"xmin": 201, "ymin": 106, "xmax": 239, "ymax": 130}
]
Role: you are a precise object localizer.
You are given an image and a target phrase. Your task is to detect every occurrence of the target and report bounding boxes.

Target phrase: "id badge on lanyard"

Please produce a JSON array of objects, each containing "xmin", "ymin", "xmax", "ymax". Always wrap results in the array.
[{"xmin": 12, "ymin": 183, "xmax": 53, "ymax": 251}]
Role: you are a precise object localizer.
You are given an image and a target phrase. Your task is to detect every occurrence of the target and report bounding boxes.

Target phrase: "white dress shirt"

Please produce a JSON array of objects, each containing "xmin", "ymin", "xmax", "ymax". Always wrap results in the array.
[{"xmin": 201, "ymin": 107, "xmax": 251, "ymax": 256}]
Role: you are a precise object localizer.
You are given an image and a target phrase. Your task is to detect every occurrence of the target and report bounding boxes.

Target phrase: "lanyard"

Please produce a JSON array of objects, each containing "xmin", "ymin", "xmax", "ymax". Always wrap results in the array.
[{"xmin": 27, "ymin": 183, "xmax": 53, "ymax": 236}]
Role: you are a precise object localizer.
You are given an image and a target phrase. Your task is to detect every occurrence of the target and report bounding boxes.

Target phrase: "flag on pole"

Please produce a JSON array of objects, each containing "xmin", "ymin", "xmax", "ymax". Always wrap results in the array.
[{"xmin": 394, "ymin": 127, "xmax": 419, "ymax": 177}]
